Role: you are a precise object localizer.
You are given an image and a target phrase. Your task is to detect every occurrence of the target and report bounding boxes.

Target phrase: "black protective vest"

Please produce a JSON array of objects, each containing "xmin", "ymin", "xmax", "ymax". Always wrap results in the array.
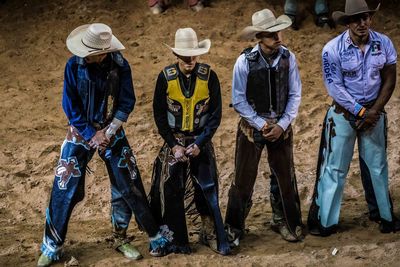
[{"xmin": 244, "ymin": 47, "xmax": 290, "ymax": 117}]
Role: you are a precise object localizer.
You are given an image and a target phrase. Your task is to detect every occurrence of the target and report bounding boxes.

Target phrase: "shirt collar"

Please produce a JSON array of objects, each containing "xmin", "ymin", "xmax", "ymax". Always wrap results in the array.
[
  {"xmin": 343, "ymin": 29, "xmax": 373, "ymax": 49},
  {"xmin": 254, "ymin": 43, "xmax": 285, "ymax": 67}
]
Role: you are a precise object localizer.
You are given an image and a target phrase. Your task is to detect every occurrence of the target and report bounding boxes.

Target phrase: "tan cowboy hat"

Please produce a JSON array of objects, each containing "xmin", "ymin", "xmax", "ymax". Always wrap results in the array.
[
  {"xmin": 66, "ymin": 23, "xmax": 125, "ymax": 58},
  {"xmin": 240, "ymin": 9, "xmax": 292, "ymax": 40},
  {"xmin": 332, "ymin": 0, "xmax": 380, "ymax": 25},
  {"xmin": 166, "ymin": 28, "xmax": 211, "ymax": 57}
]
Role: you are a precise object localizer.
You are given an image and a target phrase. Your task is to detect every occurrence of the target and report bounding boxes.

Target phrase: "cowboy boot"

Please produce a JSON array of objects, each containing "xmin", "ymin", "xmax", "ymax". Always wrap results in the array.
[
  {"xmin": 112, "ymin": 227, "xmax": 143, "ymax": 260},
  {"xmin": 37, "ymin": 254, "xmax": 53, "ymax": 267},
  {"xmin": 199, "ymin": 215, "xmax": 219, "ymax": 253}
]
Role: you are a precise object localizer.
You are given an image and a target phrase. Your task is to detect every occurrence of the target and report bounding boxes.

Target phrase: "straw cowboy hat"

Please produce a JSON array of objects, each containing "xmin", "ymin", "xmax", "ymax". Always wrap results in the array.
[
  {"xmin": 332, "ymin": 0, "xmax": 380, "ymax": 25},
  {"xmin": 240, "ymin": 9, "xmax": 292, "ymax": 40},
  {"xmin": 166, "ymin": 28, "xmax": 211, "ymax": 57},
  {"xmin": 66, "ymin": 23, "xmax": 125, "ymax": 58}
]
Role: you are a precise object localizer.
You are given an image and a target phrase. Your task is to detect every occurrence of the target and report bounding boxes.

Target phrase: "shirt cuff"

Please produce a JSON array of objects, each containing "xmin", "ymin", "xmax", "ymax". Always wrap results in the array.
[
  {"xmin": 354, "ymin": 103, "xmax": 364, "ymax": 116},
  {"xmin": 194, "ymin": 135, "xmax": 206, "ymax": 148},
  {"xmin": 254, "ymin": 117, "xmax": 267, "ymax": 131},
  {"xmin": 114, "ymin": 110, "xmax": 129, "ymax": 122},
  {"xmin": 80, "ymin": 126, "xmax": 97, "ymax": 141},
  {"xmin": 165, "ymin": 134, "xmax": 178, "ymax": 149},
  {"xmin": 277, "ymin": 119, "xmax": 290, "ymax": 131}
]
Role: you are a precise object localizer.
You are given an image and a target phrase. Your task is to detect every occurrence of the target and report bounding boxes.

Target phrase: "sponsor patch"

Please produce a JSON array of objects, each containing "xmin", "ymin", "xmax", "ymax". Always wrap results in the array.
[
  {"xmin": 323, "ymin": 51, "xmax": 336, "ymax": 84},
  {"xmin": 371, "ymin": 41, "xmax": 382, "ymax": 55},
  {"xmin": 342, "ymin": 70, "xmax": 357, "ymax": 78}
]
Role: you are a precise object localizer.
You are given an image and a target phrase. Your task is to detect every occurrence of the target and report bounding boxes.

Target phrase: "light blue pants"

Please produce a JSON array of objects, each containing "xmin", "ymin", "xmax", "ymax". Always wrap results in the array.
[
  {"xmin": 316, "ymin": 106, "xmax": 392, "ymax": 228},
  {"xmin": 284, "ymin": 0, "xmax": 328, "ymax": 16}
]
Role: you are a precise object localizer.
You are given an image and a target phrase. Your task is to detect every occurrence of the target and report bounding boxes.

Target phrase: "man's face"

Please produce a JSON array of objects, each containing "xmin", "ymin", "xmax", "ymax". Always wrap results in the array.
[
  {"xmin": 347, "ymin": 13, "xmax": 371, "ymax": 39},
  {"xmin": 257, "ymin": 31, "xmax": 283, "ymax": 51},
  {"xmin": 85, "ymin": 53, "xmax": 107, "ymax": 64},
  {"xmin": 176, "ymin": 54, "xmax": 198, "ymax": 74}
]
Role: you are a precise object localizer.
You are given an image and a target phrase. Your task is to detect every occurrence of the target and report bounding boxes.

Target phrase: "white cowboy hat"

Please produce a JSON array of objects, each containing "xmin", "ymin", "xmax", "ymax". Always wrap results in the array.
[
  {"xmin": 240, "ymin": 9, "xmax": 292, "ymax": 40},
  {"xmin": 66, "ymin": 23, "xmax": 125, "ymax": 58},
  {"xmin": 165, "ymin": 28, "xmax": 211, "ymax": 57},
  {"xmin": 332, "ymin": 0, "xmax": 380, "ymax": 25}
]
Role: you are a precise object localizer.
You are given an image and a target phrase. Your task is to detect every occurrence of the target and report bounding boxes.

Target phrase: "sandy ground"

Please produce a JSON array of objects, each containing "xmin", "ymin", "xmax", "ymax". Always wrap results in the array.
[{"xmin": 1, "ymin": 0, "xmax": 400, "ymax": 266}]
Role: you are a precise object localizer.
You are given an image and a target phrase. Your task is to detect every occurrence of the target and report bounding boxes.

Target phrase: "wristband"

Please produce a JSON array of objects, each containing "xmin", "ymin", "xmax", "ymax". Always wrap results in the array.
[{"xmin": 357, "ymin": 107, "xmax": 367, "ymax": 118}]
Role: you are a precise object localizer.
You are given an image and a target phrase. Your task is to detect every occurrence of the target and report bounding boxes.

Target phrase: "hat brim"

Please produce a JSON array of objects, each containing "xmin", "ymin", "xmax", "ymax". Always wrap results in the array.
[
  {"xmin": 66, "ymin": 24, "xmax": 125, "ymax": 58},
  {"xmin": 332, "ymin": 3, "xmax": 380, "ymax": 25},
  {"xmin": 240, "ymin": 15, "xmax": 292, "ymax": 40},
  {"xmin": 165, "ymin": 39, "xmax": 211, "ymax": 57}
]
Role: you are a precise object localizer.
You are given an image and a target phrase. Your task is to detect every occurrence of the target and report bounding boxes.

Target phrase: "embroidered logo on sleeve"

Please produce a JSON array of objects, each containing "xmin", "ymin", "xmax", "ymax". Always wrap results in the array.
[
  {"xmin": 323, "ymin": 51, "xmax": 337, "ymax": 84},
  {"xmin": 55, "ymin": 157, "xmax": 81, "ymax": 190}
]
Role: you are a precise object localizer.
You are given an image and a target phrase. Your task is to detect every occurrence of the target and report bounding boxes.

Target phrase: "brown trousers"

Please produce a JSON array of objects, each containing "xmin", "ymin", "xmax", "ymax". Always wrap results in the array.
[{"xmin": 225, "ymin": 119, "xmax": 302, "ymax": 238}]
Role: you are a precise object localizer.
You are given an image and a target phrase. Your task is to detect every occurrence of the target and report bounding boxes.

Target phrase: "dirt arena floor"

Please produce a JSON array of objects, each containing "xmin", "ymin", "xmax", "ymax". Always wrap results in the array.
[{"xmin": 1, "ymin": 0, "xmax": 400, "ymax": 266}]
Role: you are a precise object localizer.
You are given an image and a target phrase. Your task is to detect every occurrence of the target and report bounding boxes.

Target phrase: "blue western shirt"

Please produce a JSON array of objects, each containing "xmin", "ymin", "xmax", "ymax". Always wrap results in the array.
[
  {"xmin": 62, "ymin": 52, "xmax": 136, "ymax": 141},
  {"xmin": 322, "ymin": 29, "xmax": 397, "ymax": 115},
  {"xmin": 231, "ymin": 44, "xmax": 302, "ymax": 131}
]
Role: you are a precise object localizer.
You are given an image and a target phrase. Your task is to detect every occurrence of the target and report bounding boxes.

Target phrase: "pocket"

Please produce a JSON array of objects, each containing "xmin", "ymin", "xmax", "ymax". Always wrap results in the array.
[
  {"xmin": 371, "ymin": 54, "xmax": 386, "ymax": 70},
  {"xmin": 341, "ymin": 61, "xmax": 361, "ymax": 80}
]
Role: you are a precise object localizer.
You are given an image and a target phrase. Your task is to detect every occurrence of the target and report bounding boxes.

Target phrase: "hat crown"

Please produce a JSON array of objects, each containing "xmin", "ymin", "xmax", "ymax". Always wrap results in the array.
[
  {"xmin": 174, "ymin": 28, "xmax": 199, "ymax": 50},
  {"xmin": 252, "ymin": 9, "xmax": 276, "ymax": 28},
  {"xmin": 345, "ymin": 0, "xmax": 371, "ymax": 14},
  {"xmin": 82, "ymin": 23, "xmax": 112, "ymax": 50}
]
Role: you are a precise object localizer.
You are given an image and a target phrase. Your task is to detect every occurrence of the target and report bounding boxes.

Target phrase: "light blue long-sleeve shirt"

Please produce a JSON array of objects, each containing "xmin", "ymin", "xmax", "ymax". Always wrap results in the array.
[
  {"xmin": 231, "ymin": 44, "xmax": 302, "ymax": 131},
  {"xmin": 322, "ymin": 29, "xmax": 397, "ymax": 115}
]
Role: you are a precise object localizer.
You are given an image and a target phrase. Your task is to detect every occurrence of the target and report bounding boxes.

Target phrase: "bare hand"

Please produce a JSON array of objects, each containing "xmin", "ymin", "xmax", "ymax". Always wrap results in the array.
[
  {"xmin": 263, "ymin": 124, "xmax": 284, "ymax": 142},
  {"xmin": 172, "ymin": 145, "xmax": 188, "ymax": 162},
  {"xmin": 89, "ymin": 130, "xmax": 110, "ymax": 150},
  {"xmin": 356, "ymin": 109, "xmax": 380, "ymax": 131},
  {"xmin": 185, "ymin": 143, "xmax": 200, "ymax": 158}
]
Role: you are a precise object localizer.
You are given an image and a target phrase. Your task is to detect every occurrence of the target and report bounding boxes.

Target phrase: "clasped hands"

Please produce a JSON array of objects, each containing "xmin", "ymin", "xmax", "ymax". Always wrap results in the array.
[
  {"xmin": 261, "ymin": 122, "xmax": 284, "ymax": 142},
  {"xmin": 88, "ymin": 129, "xmax": 110, "ymax": 150},
  {"xmin": 172, "ymin": 143, "xmax": 200, "ymax": 162},
  {"xmin": 355, "ymin": 108, "xmax": 380, "ymax": 131}
]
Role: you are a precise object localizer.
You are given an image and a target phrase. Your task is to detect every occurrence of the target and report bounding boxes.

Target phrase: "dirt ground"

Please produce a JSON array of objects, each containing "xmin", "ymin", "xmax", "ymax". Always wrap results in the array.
[{"xmin": 1, "ymin": 0, "xmax": 400, "ymax": 266}]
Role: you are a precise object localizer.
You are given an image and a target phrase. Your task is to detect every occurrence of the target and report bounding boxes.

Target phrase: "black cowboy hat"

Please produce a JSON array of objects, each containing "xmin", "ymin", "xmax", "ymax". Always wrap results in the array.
[{"xmin": 332, "ymin": 0, "xmax": 380, "ymax": 25}]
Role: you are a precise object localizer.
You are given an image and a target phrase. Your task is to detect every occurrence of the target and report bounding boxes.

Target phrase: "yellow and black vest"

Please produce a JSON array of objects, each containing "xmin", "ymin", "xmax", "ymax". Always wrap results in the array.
[{"xmin": 163, "ymin": 63, "xmax": 211, "ymax": 132}]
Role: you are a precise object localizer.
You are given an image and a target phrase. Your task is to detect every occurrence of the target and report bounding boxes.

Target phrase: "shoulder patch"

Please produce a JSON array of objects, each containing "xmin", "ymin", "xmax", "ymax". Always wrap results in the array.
[
  {"xmin": 196, "ymin": 63, "xmax": 210, "ymax": 81},
  {"xmin": 163, "ymin": 64, "xmax": 178, "ymax": 81}
]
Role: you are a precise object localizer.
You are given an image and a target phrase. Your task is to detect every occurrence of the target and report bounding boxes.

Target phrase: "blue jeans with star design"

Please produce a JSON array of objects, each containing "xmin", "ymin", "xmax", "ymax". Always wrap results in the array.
[{"xmin": 41, "ymin": 127, "xmax": 159, "ymax": 260}]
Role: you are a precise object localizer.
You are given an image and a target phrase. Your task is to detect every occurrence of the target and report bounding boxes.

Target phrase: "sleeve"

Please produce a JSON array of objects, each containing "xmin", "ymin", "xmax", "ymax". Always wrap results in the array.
[
  {"xmin": 62, "ymin": 59, "xmax": 96, "ymax": 141},
  {"xmin": 114, "ymin": 58, "xmax": 136, "ymax": 122},
  {"xmin": 231, "ymin": 54, "xmax": 266, "ymax": 130},
  {"xmin": 384, "ymin": 35, "xmax": 397, "ymax": 65},
  {"xmin": 277, "ymin": 51, "xmax": 302, "ymax": 131},
  {"xmin": 153, "ymin": 71, "xmax": 178, "ymax": 148},
  {"xmin": 322, "ymin": 44, "xmax": 363, "ymax": 115},
  {"xmin": 194, "ymin": 70, "xmax": 222, "ymax": 147}
]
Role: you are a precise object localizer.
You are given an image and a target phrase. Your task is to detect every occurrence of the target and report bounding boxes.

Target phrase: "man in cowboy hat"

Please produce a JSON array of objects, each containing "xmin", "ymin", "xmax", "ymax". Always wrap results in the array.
[
  {"xmin": 225, "ymin": 8, "xmax": 303, "ymax": 244},
  {"xmin": 37, "ymin": 23, "xmax": 171, "ymax": 267},
  {"xmin": 308, "ymin": 0, "xmax": 400, "ymax": 236},
  {"xmin": 148, "ymin": 27, "xmax": 230, "ymax": 255}
]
